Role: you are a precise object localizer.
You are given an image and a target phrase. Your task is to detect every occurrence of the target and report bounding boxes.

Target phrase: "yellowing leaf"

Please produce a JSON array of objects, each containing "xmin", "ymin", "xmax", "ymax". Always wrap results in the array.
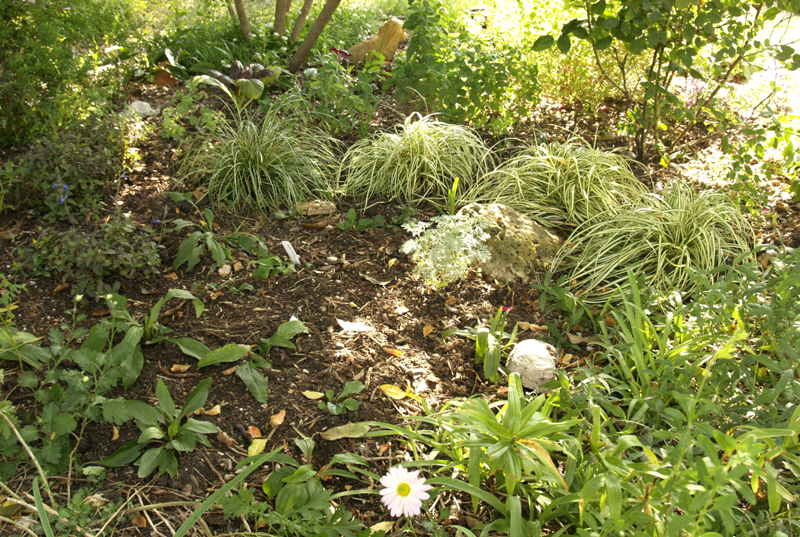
[
  {"xmin": 388, "ymin": 258, "xmax": 397, "ymax": 268},
  {"xmin": 303, "ymin": 391, "xmax": 325, "ymax": 400},
  {"xmin": 422, "ymin": 324, "xmax": 433, "ymax": 337},
  {"xmin": 248, "ymin": 438, "xmax": 268, "ymax": 457},
  {"xmin": 222, "ymin": 365, "xmax": 237, "ymax": 375},
  {"xmin": 171, "ymin": 364, "xmax": 191, "ymax": 373},
  {"xmin": 247, "ymin": 426, "xmax": 262, "ymax": 438},
  {"xmin": 383, "ymin": 347, "xmax": 403, "ymax": 357},
  {"xmin": 269, "ymin": 410, "xmax": 286, "ymax": 428},
  {"xmin": 196, "ymin": 405, "xmax": 221, "ymax": 416},
  {"xmin": 370, "ymin": 521, "xmax": 395, "ymax": 533},
  {"xmin": 164, "ymin": 272, "xmax": 179, "ymax": 280},
  {"xmin": 111, "ymin": 426, "xmax": 119, "ymax": 442},
  {"xmin": 320, "ymin": 422, "xmax": 371, "ymax": 441},
  {"xmin": 380, "ymin": 384, "xmax": 408, "ymax": 400}
]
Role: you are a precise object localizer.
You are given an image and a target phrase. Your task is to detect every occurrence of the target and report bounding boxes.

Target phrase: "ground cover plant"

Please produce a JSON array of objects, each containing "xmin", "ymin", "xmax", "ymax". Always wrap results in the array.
[{"xmin": 2, "ymin": 0, "xmax": 800, "ymax": 535}]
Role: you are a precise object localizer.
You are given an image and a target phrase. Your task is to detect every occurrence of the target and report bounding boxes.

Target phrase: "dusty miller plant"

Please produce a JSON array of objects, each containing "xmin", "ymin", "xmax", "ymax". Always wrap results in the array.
[{"xmin": 400, "ymin": 214, "xmax": 491, "ymax": 288}]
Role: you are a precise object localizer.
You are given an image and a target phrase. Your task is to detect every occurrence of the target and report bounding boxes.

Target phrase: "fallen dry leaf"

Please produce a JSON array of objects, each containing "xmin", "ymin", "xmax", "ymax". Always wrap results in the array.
[
  {"xmin": 216, "ymin": 431, "xmax": 235, "ymax": 447},
  {"xmin": 269, "ymin": 410, "xmax": 286, "ymax": 428},
  {"xmin": 209, "ymin": 291, "xmax": 225, "ymax": 300},
  {"xmin": 164, "ymin": 272, "xmax": 179, "ymax": 280},
  {"xmin": 247, "ymin": 426, "xmax": 262, "ymax": 438},
  {"xmin": 171, "ymin": 364, "xmax": 191, "ymax": 373},
  {"xmin": 378, "ymin": 444, "xmax": 391, "ymax": 456},
  {"xmin": 233, "ymin": 261, "xmax": 244, "ymax": 272},
  {"xmin": 566, "ymin": 333, "xmax": 601, "ymax": 345},
  {"xmin": 445, "ymin": 296, "xmax": 457, "ymax": 306},
  {"xmin": 370, "ymin": 521, "xmax": 395, "ymax": 533},
  {"xmin": 111, "ymin": 426, "xmax": 119, "ymax": 442},
  {"xmin": 388, "ymin": 258, "xmax": 398, "ymax": 268},
  {"xmin": 54, "ymin": 283, "xmax": 69, "ymax": 293},
  {"xmin": 132, "ymin": 513, "xmax": 147, "ymax": 529},
  {"xmin": 191, "ymin": 188, "xmax": 205, "ymax": 200},
  {"xmin": 300, "ymin": 217, "xmax": 330, "ymax": 230},
  {"xmin": 518, "ymin": 322, "xmax": 548, "ymax": 331},
  {"xmin": 303, "ymin": 391, "xmax": 325, "ymax": 400},
  {"xmin": 222, "ymin": 365, "xmax": 237, "ymax": 375},
  {"xmin": 196, "ymin": 405, "xmax": 221, "ymax": 416},
  {"xmin": 218, "ymin": 264, "xmax": 232, "ymax": 278},
  {"xmin": 383, "ymin": 348, "xmax": 403, "ymax": 357},
  {"xmin": 423, "ymin": 324, "xmax": 433, "ymax": 337},
  {"xmin": 758, "ymin": 251, "xmax": 772, "ymax": 269},
  {"xmin": 604, "ymin": 315, "xmax": 617, "ymax": 327}
]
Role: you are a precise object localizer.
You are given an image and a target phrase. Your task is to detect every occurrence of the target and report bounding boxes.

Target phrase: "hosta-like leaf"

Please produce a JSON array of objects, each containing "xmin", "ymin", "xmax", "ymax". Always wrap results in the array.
[{"xmin": 235, "ymin": 78, "xmax": 264, "ymax": 100}]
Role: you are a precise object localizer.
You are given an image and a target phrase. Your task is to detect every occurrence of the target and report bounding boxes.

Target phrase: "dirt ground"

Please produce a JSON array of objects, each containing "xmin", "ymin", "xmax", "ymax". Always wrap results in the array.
[{"xmin": 1, "ymin": 78, "xmax": 799, "ymax": 535}]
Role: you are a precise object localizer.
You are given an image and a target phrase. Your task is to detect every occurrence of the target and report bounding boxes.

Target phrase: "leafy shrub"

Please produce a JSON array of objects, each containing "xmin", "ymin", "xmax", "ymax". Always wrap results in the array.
[
  {"xmin": 5, "ymin": 115, "xmax": 132, "ymax": 220},
  {"xmin": 184, "ymin": 100, "xmax": 339, "ymax": 213},
  {"xmin": 339, "ymin": 113, "xmax": 493, "ymax": 207},
  {"xmin": 462, "ymin": 141, "xmax": 647, "ymax": 226},
  {"xmin": 400, "ymin": 213, "xmax": 491, "ymax": 288},
  {"xmin": 0, "ymin": 0, "xmax": 137, "ymax": 147},
  {"xmin": 17, "ymin": 218, "xmax": 162, "ymax": 298},
  {"xmin": 390, "ymin": 0, "xmax": 540, "ymax": 133},
  {"xmin": 552, "ymin": 181, "xmax": 753, "ymax": 303}
]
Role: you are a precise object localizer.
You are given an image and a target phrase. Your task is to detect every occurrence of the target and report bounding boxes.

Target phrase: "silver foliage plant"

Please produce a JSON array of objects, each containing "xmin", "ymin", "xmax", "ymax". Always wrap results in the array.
[{"xmin": 400, "ymin": 214, "xmax": 491, "ymax": 288}]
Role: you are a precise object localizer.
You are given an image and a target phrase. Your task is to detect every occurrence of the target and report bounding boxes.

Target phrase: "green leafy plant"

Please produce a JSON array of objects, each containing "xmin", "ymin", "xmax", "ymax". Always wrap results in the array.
[
  {"xmin": 108, "ymin": 289, "xmax": 204, "ymax": 345},
  {"xmin": 336, "ymin": 208, "xmax": 387, "ymax": 232},
  {"xmin": 251, "ymin": 256, "xmax": 297, "ymax": 278},
  {"xmin": 551, "ymin": 181, "xmax": 753, "ymax": 303},
  {"xmin": 318, "ymin": 381, "xmax": 364, "ymax": 415},
  {"xmin": 400, "ymin": 213, "xmax": 491, "ymax": 288},
  {"xmin": 535, "ymin": 0, "xmax": 800, "ymax": 160},
  {"xmin": 462, "ymin": 142, "xmax": 648, "ymax": 227},
  {"xmin": 443, "ymin": 306, "xmax": 519, "ymax": 383},
  {"xmin": 195, "ymin": 60, "xmax": 279, "ymax": 111},
  {"xmin": 390, "ymin": 0, "xmax": 540, "ymax": 134},
  {"xmin": 183, "ymin": 99, "xmax": 339, "ymax": 214},
  {"xmin": 99, "ymin": 378, "xmax": 218, "ymax": 478},
  {"xmin": 16, "ymin": 217, "xmax": 162, "ymax": 298},
  {"xmin": 1, "ymin": 294, "xmax": 145, "ymax": 477},
  {"xmin": 5, "ymin": 116, "xmax": 132, "ymax": 220},
  {"xmin": 338, "ymin": 113, "xmax": 493, "ymax": 208},
  {"xmin": 168, "ymin": 197, "xmax": 231, "ymax": 272},
  {"xmin": 0, "ymin": 277, "xmax": 49, "ymax": 371}
]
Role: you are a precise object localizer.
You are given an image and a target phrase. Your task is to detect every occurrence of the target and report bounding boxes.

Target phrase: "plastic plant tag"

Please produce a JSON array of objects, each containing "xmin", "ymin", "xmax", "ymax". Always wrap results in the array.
[{"xmin": 281, "ymin": 241, "xmax": 301, "ymax": 264}]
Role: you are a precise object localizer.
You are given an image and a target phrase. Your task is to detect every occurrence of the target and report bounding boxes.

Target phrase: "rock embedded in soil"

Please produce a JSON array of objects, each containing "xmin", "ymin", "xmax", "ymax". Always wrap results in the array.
[
  {"xmin": 506, "ymin": 339, "xmax": 558, "ymax": 391},
  {"xmin": 458, "ymin": 203, "xmax": 563, "ymax": 284}
]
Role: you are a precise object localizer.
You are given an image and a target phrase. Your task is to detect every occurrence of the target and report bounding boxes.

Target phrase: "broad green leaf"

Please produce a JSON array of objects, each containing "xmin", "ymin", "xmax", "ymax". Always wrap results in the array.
[
  {"xmin": 283, "ymin": 464, "xmax": 316, "ymax": 484},
  {"xmin": 192, "ymin": 74, "xmax": 234, "ymax": 101},
  {"xmin": 197, "ymin": 343, "xmax": 250, "ymax": 368},
  {"xmin": 236, "ymin": 363, "xmax": 268, "ymax": 403},
  {"xmin": 137, "ymin": 446, "xmax": 167, "ymax": 478},
  {"xmin": 126, "ymin": 401, "xmax": 161, "ymax": 427},
  {"xmin": 181, "ymin": 418, "xmax": 219, "ymax": 435},
  {"xmin": 340, "ymin": 381, "xmax": 364, "ymax": 399},
  {"xmin": 97, "ymin": 440, "xmax": 143, "ymax": 467},
  {"xmin": 138, "ymin": 426, "xmax": 167, "ymax": 444},
  {"xmin": 167, "ymin": 337, "xmax": 211, "ymax": 361},
  {"xmin": 174, "ymin": 233, "xmax": 202, "ymax": 271},
  {"xmin": 557, "ymin": 33, "xmax": 572, "ymax": 53},
  {"xmin": 155, "ymin": 378, "xmax": 176, "ymax": 418},
  {"xmin": 179, "ymin": 378, "xmax": 213, "ymax": 420},
  {"xmin": 235, "ymin": 78, "xmax": 264, "ymax": 100}
]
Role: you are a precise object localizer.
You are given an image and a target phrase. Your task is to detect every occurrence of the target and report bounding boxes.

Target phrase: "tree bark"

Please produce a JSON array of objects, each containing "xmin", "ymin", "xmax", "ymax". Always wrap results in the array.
[
  {"xmin": 287, "ymin": 0, "xmax": 341, "ymax": 73},
  {"xmin": 291, "ymin": 0, "xmax": 315, "ymax": 41},
  {"xmin": 275, "ymin": 0, "xmax": 288, "ymax": 37},
  {"xmin": 233, "ymin": 0, "xmax": 251, "ymax": 38}
]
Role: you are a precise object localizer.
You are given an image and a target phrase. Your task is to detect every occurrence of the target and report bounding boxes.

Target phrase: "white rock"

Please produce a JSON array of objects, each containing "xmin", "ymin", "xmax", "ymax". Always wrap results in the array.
[
  {"xmin": 506, "ymin": 339, "xmax": 558, "ymax": 392},
  {"xmin": 126, "ymin": 101, "xmax": 158, "ymax": 118}
]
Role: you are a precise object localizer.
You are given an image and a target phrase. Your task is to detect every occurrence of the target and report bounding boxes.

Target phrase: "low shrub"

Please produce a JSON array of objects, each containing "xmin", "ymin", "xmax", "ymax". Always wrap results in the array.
[
  {"xmin": 184, "ymin": 100, "xmax": 339, "ymax": 213},
  {"xmin": 552, "ymin": 181, "xmax": 753, "ymax": 303},
  {"xmin": 16, "ymin": 218, "xmax": 162, "ymax": 297},
  {"xmin": 339, "ymin": 113, "xmax": 493, "ymax": 207},
  {"xmin": 4, "ymin": 115, "xmax": 132, "ymax": 220},
  {"xmin": 462, "ymin": 141, "xmax": 647, "ymax": 226}
]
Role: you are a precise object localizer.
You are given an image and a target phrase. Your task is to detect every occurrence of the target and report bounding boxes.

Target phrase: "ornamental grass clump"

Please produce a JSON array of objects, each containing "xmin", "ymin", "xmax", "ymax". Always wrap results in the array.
[
  {"xmin": 552, "ymin": 181, "xmax": 753, "ymax": 303},
  {"xmin": 338, "ymin": 113, "xmax": 493, "ymax": 207},
  {"xmin": 185, "ymin": 102, "xmax": 339, "ymax": 214},
  {"xmin": 462, "ymin": 141, "xmax": 647, "ymax": 226}
]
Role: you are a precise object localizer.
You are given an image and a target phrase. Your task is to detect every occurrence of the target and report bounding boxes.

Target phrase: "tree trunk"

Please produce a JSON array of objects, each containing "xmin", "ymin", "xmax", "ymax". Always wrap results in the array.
[
  {"xmin": 287, "ymin": 0, "xmax": 341, "ymax": 73},
  {"xmin": 291, "ymin": 0, "xmax": 315, "ymax": 41},
  {"xmin": 275, "ymin": 0, "xmax": 288, "ymax": 37},
  {"xmin": 233, "ymin": 0, "xmax": 251, "ymax": 38}
]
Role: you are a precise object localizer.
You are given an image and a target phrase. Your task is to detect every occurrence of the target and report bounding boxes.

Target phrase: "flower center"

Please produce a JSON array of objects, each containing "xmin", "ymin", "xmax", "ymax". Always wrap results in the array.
[{"xmin": 397, "ymin": 483, "xmax": 411, "ymax": 497}]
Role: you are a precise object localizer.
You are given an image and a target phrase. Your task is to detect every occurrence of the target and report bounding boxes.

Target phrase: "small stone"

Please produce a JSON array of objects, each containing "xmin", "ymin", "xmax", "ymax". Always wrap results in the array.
[
  {"xmin": 126, "ymin": 101, "xmax": 158, "ymax": 118},
  {"xmin": 506, "ymin": 339, "xmax": 558, "ymax": 392}
]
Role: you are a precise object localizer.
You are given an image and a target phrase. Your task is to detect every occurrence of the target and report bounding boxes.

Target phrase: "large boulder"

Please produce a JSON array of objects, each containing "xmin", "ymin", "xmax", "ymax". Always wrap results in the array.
[
  {"xmin": 457, "ymin": 203, "xmax": 562, "ymax": 284},
  {"xmin": 506, "ymin": 339, "xmax": 558, "ymax": 391},
  {"xmin": 347, "ymin": 18, "xmax": 407, "ymax": 64}
]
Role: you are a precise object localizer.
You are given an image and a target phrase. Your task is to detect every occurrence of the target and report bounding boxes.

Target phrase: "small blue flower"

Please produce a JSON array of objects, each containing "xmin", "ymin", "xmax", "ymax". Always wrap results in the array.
[
  {"xmin": 63, "ymin": 185, "xmax": 69, "ymax": 190},
  {"xmin": 153, "ymin": 219, "xmax": 160, "ymax": 224},
  {"xmin": 59, "ymin": 199, "xmax": 64, "ymax": 205},
  {"xmin": 52, "ymin": 183, "xmax": 57, "ymax": 189},
  {"xmin": 121, "ymin": 174, "xmax": 129, "ymax": 178}
]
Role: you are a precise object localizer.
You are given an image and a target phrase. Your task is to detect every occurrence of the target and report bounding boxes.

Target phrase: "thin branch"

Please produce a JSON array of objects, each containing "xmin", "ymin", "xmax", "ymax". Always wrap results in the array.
[
  {"xmin": 0, "ymin": 410, "xmax": 56, "ymax": 509},
  {"xmin": 0, "ymin": 515, "xmax": 38, "ymax": 537}
]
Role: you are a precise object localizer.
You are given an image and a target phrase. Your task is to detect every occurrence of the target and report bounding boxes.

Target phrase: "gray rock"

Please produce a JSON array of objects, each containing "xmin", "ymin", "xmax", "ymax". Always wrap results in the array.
[
  {"xmin": 506, "ymin": 339, "xmax": 558, "ymax": 391},
  {"xmin": 457, "ymin": 203, "xmax": 562, "ymax": 284},
  {"xmin": 126, "ymin": 101, "xmax": 158, "ymax": 118}
]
